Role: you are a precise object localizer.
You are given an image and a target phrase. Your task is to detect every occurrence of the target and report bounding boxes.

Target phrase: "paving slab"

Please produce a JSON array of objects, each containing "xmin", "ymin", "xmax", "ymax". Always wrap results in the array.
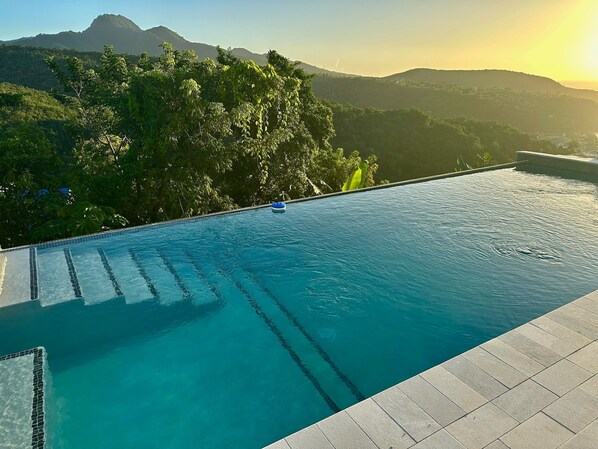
[
  {"xmin": 548, "ymin": 310, "xmax": 598, "ymax": 340},
  {"xmin": 346, "ymin": 398, "xmax": 415, "ymax": 449},
  {"xmin": 462, "ymin": 347, "xmax": 527, "ymax": 388},
  {"xmin": 481, "ymin": 339, "xmax": 544, "ymax": 377},
  {"xmin": 543, "ymin": 386, "xmax": 598, "ymax": 433},
  {"xmin": 531, "ymin": 316, "xmax": 592, "ymax": 349},
  {"xmin": 264, "ymin": 440, "xmax": 291, "ymax": 449},
  {"xmin": 560, "ymin": 304, "xmax": 598, "ymax": 329},
  {"xmin": 411, "ymin": 429, "xmax": 466, "ymax": 449},
  {"xmin": 499, "ymin": 330, "xmax": 562, "ymax": 367},
  {"xmin": 515, "ymin": 323, "xmax": 577, "ymax": 357},
  {"xmin": 442, "ymin": 356, "xmax": 507, "ymax": 400},
  {"xmin": 420, "ymin": 366, "xmax": 487, "ymax": 413},
  {"xmin": 492, "ymin": 379, "xmax": 558, "ymax": 423},
  {"xmin": 500, "ymin": 413, "xmax": 573, "ymax": 449},
  {"xmin": 559, "ymin": 419, "xmax": 598, "ymax": 449},
  {"xmin": 445, "ymin": 403, "xmax": 518, "ymax": 449},
  {"xmin": 484, "ymin": 440, "xmax": 509, "ymax": 449},
  {"xmin": 532, "ymin": 359, "xmax": 592, "ymax": 396},
  {"xmin": 285, "ymin": 425, "xmax": 334, "ymax": 449},
  {"xmin": 579, "ymin": 374, "xmax": 598, "ymax": 396},
  {"xmin": 568, "ymin": 342, "xmax": 598, "ymax": 373},
  {"xmin": 398, "ymin": 376, "xmax": 466, "ymax": 427},
  {"xmin": 317, "ymin": 411, "xmax": 378, "ymax": 449},
  {"xmin": 372, "ymin": 386, "xmax": 441, "ymax": 442},
  {"xmin": 573, "ymin": 297, "xmax": 598, "ymax": 316}
]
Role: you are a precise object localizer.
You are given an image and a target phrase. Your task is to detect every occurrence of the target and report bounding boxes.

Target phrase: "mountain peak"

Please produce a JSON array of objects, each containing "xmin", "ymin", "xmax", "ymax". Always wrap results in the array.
[{"xmin": 87, "ymin": 14, "xmax": 141, "ymax": 32}]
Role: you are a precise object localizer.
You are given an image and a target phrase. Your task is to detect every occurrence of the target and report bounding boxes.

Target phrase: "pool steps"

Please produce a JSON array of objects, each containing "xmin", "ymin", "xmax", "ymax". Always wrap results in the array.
[
  {"xmin": 230, "ymin": 265, "xmax": 364, "ymax": 410},
  {"xmin": 1, "ymin": 245, "xmax": 364, "ymax": 414}
]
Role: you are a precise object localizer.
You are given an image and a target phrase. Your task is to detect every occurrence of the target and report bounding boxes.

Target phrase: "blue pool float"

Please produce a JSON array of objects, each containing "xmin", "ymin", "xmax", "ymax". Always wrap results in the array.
[{"xmin": 271, "ymin": 202, "xmax": 286, "ymax": 213}]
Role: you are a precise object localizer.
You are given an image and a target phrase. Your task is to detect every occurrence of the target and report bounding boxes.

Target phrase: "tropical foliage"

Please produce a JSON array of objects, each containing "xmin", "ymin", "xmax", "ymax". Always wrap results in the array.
[{"xmin": 0, "ymin": 46, "xmax": 375, "ymax": 247}]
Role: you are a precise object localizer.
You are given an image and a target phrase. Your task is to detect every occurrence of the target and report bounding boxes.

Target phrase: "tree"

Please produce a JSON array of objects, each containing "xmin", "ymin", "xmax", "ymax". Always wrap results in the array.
[{"xmin": 43, "ymin": 44, "xmax": 377, "ymax": 230}]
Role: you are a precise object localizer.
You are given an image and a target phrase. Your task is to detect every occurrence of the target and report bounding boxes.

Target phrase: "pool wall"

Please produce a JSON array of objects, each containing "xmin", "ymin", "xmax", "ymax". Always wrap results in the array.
[{"xmin": 517, "ymin": 151, "xmax": 598, "ymax": 183}]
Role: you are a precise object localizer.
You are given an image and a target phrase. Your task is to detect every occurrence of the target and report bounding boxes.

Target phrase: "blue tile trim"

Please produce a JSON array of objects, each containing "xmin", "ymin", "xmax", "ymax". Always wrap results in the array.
[
  {"xmin": 217, "ymin": 266, "xmax": 340, "ymax": 413},
  {"xmin": 244, "ymin": 268, "xmax": 365, "ymax": 402},
  {"xmin": 128, "ymin": 249, "xmax": 159, "ymax": 298},
  {"xmin": 29, "ymin": 247, "xmax": 38, "ymax": 300},
  {"xmin": 63, "ymin": 249, "xmax": 82, "ymax": 298},
  {"xmin": 31, "ymin": 348, "xmax": 44, "ymax": 449},
  {"xmin": 98, "ymin": 249, "xmax": 123, "ymax": 297},
  {"xmin": 157, "ymin": 250, "xmax": 191, "ymax": 299}
]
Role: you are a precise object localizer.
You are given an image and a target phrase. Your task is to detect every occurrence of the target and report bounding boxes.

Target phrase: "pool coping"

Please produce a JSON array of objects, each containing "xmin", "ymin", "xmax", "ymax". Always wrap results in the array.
[
  {"xmin": 0, "ymin": 161, "xmax": 521, "ymax": 254},
  {"xmin": 265, "ymin": 288, "xmax": 598, "ymax": 449}
]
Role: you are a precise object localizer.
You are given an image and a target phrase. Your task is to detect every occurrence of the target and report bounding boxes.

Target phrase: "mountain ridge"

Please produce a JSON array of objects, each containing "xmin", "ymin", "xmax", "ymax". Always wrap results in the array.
[
  {"xmin": 382, "ymin": 68, "xmax": 598, "ymax": 102},
  {"xmin": 1, "ymin": 14, "xmax": 345, "ymax": 76}
]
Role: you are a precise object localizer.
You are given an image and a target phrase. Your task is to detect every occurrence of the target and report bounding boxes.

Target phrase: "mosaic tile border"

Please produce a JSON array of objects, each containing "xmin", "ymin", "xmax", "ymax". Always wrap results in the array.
[
  {"xmin": 0, "ymin": 347, "xmax": 45, "ymax": 449},
  {"xmin": 98, "ymin": 249, "xmax": 123, "ymax": 297},
  {"xmin": 0, "ymin": 162, "xmax": 519, "ymax": 254},
  {"xmin": 183, "ymin": 251, "xmax": 225, "ymax": 302},
  {"xmin": 63, "ymin": 249, "xmax": 82, "ymax": 298},
  {"xmin": 244, "ymin": 267, "xmax": 365, "ymax": 402},
  {"xmin": 128, "ymin": 249, "xmax": 159, "ymax": 298},
  {"xmin": 158, "ymin": 250, "xmax": 192, "ymax": 299},
  {"xmin": 31, "ymin": 348, "xmax": 44, "ymax": 449},
  {"xmin": 223, "ymin": 269, "xmax": 341, "ymax": 412},
  {"xmin": 29, "ymin": 247, "xmax": 38, "ymax": 301}
]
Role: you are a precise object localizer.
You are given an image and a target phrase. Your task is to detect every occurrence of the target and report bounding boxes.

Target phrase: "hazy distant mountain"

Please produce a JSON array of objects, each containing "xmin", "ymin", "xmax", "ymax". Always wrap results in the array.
[
  {"xmin": 0, "ymin": 14, "xmax": 346, "ymax": 77},
  {"xmin": 385, "ymin": 68, "xmax": 598, "ymax": 103},
  {"xmin": 313, "ymin": 76, "xmax": 598, "ymax": 133}
]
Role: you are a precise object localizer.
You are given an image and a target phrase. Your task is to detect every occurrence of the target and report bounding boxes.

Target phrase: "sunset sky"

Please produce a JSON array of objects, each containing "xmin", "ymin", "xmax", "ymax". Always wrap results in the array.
[{"xmin": 2, "ymin": 0, "xmax": 598, "ymax": 88}]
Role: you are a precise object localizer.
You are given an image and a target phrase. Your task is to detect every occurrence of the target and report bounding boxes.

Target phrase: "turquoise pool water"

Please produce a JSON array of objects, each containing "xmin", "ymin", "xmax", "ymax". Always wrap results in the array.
[{"xmin": 0, "ymin": 168, "xmax": 597, "ymax": 448}]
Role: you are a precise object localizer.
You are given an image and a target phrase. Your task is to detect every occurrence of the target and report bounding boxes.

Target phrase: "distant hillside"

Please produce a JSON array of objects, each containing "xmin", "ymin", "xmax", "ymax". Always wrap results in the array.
[
  {"xmin": 329, "ymin": 103, "xmax": 561, "ymax": 181},
  {"xmin": 0, "ymin": 46, "xmax": 106, "ymax": 91},
  {"xmin": 1, "ymin": 14, "xmax": 347, "ymax": 77},
  {"xmin": 386, "ymin": 68, "xmax": 598, "ymax": 103},
  {"xmin": 313, "ymin": 76, "xmax": 598, "ymax": 134}
]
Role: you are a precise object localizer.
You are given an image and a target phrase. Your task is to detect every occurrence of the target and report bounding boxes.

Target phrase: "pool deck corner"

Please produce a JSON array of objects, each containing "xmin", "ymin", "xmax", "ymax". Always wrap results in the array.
[{"xmin": 265, "ymin": 288, "xmax": 598, "ymax": 449}]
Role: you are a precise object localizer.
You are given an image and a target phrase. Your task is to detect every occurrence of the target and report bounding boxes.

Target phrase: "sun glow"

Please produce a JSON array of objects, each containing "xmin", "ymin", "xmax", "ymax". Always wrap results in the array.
[{"xmin": 547, "ymin": 0, "xmax": 598, "ymax": 82}]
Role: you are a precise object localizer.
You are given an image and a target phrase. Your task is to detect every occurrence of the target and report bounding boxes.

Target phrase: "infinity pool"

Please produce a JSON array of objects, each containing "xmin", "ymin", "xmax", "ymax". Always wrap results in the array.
[{"xmin": 0, "ymin": 168, "xmax": 597, "ymax": 449}]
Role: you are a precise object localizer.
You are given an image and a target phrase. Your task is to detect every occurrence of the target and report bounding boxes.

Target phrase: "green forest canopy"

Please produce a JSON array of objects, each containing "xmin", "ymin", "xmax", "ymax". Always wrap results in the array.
[{"xmin": 0, "ymin": 46, "xmax": 375, "ymax": 248}]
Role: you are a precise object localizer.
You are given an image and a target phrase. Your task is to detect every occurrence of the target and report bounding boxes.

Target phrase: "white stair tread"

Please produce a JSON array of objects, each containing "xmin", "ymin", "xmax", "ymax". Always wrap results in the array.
[
  {"xmin": 38, "ymin": 249, "xmax": 78, "ymax": 306},
  {"xmin": 106, "ymin": 250, "xmax": 154, "ymax": 304},
  {"xmin": 0, "ymin": 248, "xmax": 31, "ymax": 307},
  {"xmin": 70, "ymin": 249, "xmax": 118, "ymax": 305},
  {"xmin": 171, "ymin": 256, "xmax": 218, "ymax": 306},
  {"xmin": 136, "ymin": 250, "xmax": 184, "ymax": 305}
]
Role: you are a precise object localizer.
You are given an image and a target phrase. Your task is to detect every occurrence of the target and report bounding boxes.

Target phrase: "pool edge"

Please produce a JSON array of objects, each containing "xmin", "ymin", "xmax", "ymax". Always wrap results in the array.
[
  {"xmin": 0, "ymin": 162, "xmax": 520, "ymax": 254},
  {"xmin": 265, "ymin": 287, "xmax": 598, "ymax": 449}
]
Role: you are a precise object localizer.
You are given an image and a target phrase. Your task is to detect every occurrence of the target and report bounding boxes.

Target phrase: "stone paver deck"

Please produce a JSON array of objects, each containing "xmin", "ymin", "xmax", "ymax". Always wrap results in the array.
[{"xmin": 265, "ymin": 289, "xmax": 598, "ymax": 449}]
